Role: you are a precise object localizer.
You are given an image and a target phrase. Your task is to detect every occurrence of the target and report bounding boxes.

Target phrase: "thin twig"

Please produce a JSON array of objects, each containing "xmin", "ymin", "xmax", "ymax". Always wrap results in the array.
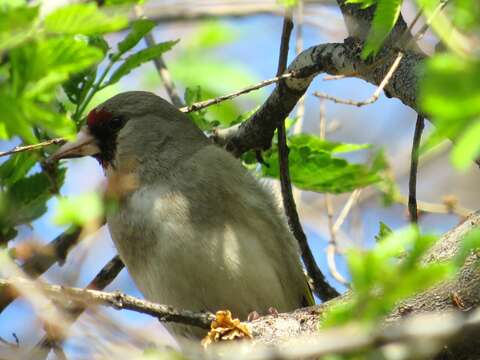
[
  {"xmin": 0, "ymin": 72, "xmax": 297, "ymax": 159},
  {"xmin": 313, "ymin": 52, "xmax": 404, "ymax": 107},
  {"xmin": 275, "ymin": 11, "xmax": 339, "ymax": 301},
  {"xmin": 292, "ymin": 0, "xmax": 305, "ymax": 136},
  {"xmin": 408, "ymin": 115, "xmax": 425, "ymax": 224},
  {"xmin": 333, "ymin": 189, "xmax": 362, "ymax": 234},
  {"xmin": 0, "ymin": 278, "xmax": 215, "ymax": 329},
  {"xmin": 180, "ymin": 72, "xmax": 295, "ymax": 113},
  {"xmin": 135, "ymin": 5, "xmax": 184, "ymax": 108},
  {"xmin": 0, "ymin": 138, "xmax": 65, "ymax": 158},
  {"xmin": 319, "ymin": 101, "xmax": 349, "ymax": 286}
]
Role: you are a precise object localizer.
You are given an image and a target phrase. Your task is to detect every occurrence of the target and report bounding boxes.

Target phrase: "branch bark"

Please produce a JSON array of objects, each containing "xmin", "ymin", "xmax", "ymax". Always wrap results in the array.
[
  {"xmin": 0, "ymin": 278, "xmax": 215, "ymax": 329},
  {"xmin": 214, "ymin": 40, "xmax": 425, "ymax": 155}
]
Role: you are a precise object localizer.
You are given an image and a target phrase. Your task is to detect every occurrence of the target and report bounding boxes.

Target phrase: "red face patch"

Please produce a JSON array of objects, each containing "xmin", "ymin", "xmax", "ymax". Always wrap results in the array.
[{"xmin": 87, "ymin": 108, "xmax": 114, "ymax": 129}]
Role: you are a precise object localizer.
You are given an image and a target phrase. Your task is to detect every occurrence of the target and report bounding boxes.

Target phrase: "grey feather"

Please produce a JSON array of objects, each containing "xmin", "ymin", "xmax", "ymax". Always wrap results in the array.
[{"xmin": 98, "ymin": 92, "xmax": 311, "ymax": 338}]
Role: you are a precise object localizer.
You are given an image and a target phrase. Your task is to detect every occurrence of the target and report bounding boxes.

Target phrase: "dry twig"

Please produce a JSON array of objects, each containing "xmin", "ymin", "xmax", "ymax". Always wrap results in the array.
[
  {"xmin": 0, "ymin": 278, "xmax": 215, "ymax": 329},
  {"xmin": 313, "ymin": 52, "xmax": 404, "ymax": 107}
]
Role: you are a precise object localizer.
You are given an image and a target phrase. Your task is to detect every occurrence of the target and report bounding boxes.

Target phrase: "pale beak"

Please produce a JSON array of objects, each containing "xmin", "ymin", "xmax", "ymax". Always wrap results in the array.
[{"xmin": 48, "ymin": 127, "xmax": 100, "ymax": 162}]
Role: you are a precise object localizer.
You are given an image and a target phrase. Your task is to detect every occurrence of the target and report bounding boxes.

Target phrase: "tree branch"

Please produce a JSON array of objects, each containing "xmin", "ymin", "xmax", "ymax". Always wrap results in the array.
[
  {"xmin": 409, "ymin": 115, "xmax": 425, "ymax": 224},
  {"xmin": 214, "ymin": 40, "xmax": 425, "ymax": 156},
  {"xmin": 0, "ymin": 278, "xmax": 215, "ymax": 329},
  {"xmin": 275, "ymin": 10, "xmax": 339, "ymax": 301}
]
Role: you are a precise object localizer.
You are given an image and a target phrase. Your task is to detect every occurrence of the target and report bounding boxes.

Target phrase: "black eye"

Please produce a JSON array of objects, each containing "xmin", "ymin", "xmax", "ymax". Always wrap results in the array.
[{"xmin": 109, "ymin": 116, "xmax": 124, "ymax": 130}]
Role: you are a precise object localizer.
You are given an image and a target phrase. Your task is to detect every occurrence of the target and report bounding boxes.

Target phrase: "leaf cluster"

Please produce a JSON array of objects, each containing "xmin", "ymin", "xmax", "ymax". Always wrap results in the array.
[{"xmin": 0, "ymin": 1, "xmax": 178, "ymax": 242}]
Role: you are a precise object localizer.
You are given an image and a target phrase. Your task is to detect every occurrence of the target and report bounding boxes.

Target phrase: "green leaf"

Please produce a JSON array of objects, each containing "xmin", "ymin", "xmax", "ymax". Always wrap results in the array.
[
  {"xmin": 114, "ymin": 19, "xmax": 155, "ymax": 59},
  {"xmin": 324, "ymin": 226, "xmax": 451, "ymax": 327},
  {"xmin": 451, "ymin": 119, "xmax": 480, "ymax": 170},
  {"xmin": 0, "ymin": 4, "xmax": 39, "ymax": 51},
  {"xmin": 362, "ymin": 0, "xmax": 403, "ymax": 57},
  {"xmin": 54, "ymin": 192, "xmax": 103, "ymax": 226},
  {"xmin": 185, "ymin": 21, "xmax": 236, "ymax": 50},
  {"xmin": 107, "ymin": 40, "xmax": 179, "ymax": 85},
  {"xmin": 261, "ymin": 134, "xmax": 380, "ymax": 194},
  {"xmin": 184, "ymin": 86, "xmax": 217, "ymax": 131},
  {"xmin": 1, "ymin": 169, "xmax": 65, "ymax": 230},
  {"xmin": 455, "ymin": 229, "xmax": 480, "ymax": 267},
  {"xmin": 421, "ymin": 55, "xmax": 480, "ymax": 122},
  {"xmin": 44, "ymin": 3, "xmax": 128, "ymax": 35},
  {"xmin": 105, "ymin": 0, "xmax": 144, "ymax": 4},
  {"xmin": 346, "ymin": 0, "xmax": 376, "ymax": 9},
  {"xmin": 10, "ymin": 36, "xmax": 104, "ymax": 95},
  {"xmin": 420, "ymin": 54, "xmax": 480, "ymax": 169},
  {"xmin": 0, "ymin": 151, "xmax": 38, "ymax": 186},
  {"xmin": 374, "ymin": 221, "xmax": 392, "ymax": 242},
  {"xmin": 289, "ymin": 134, "xmax": 371, "ymax": 154}
]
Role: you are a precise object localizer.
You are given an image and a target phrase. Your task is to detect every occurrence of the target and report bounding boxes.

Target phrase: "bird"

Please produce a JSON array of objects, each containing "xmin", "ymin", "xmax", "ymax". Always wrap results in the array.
[{"xmin": 50, "ymin": 91, "xmax": 314, "ymax": 339}]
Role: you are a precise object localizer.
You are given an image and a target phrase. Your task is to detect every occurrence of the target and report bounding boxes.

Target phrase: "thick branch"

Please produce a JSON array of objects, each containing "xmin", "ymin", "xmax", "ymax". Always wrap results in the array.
[{"xmin": 215, "ymin": 41, "xmax": 425, "ymax": 155}]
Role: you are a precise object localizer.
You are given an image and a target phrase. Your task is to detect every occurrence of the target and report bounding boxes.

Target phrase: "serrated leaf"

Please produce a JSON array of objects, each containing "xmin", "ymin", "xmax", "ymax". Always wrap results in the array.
[
  {"xmin": 108, "ymin": 40, "xmax": 179, "ymax": 85},
  {"xmin": 289, "ymin": 134, "xmax": 371, "ymax": 154},
  {"xmin": 2, "ymin": 169, "xmax": 65, "ymax": 227},
  {"xmin": 114, "ymin": 19, "xmax": 155, "ymax": 58},
  {"xmin": 261, "ymin": 135, "xmax": 379, "ymax": 194},
  {"xmin": 44, "ymin": 3, "xmax": 128, "ymax": 35},
  {"xmin": 10, "ymin": 36, "xmax": 104, "ymax": 95},
  {"xmin": 0, "ymin": 4, "xmax": 38, "ymax": 51},
  {"xmin": 362, "ymin": 0, "xmax": 403, "ymax": 57},
  {"xmin": 0, "ymin": 151, "xmax": 38, "ymax": 186}
]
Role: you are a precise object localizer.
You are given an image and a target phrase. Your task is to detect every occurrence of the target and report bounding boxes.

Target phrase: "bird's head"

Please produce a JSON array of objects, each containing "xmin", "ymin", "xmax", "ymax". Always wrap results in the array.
[{"xmin": 49, "ymin": 91, "xmax": 207, "ymax": 174}]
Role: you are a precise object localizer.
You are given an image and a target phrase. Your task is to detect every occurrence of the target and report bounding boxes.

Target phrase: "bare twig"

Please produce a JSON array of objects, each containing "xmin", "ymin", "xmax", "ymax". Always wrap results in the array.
[
  {"xmin": 135, "ymin": 5, "xmax": 184, "ymax": 108},
  {"xmin": 313, "ymin": 52, "xmax": 404, "ymax": 107},
  {"xmin": 0, "ymin": 138, "xmax": 65, "ymax": 158},
  {"xmin": 408, "ymin": 115, "xmax": 425, "ymax": 224},
  {"xmin": 333, "ymin": 189, "xmax": 362, "ymax": 234},
  {"xmin": 292, "ymin": 0, "xmax": 305, "ymax": 136},
  {"xmin": 275, "ymin": 11, "xmax": 338, "ymax": 301},
  {"xmin": 0, "ymin": 278, "xmax": 214, "ymax": 329},
  {"xmin": 180, "ymin": 72, "xmax": 295, "ymax": 113},
  {"xmin": 318, "ymin": 101, "xmax": 349, "ymax": 286},
  {"xmin": 0, "ymin": 72, "xmax": 300, "ymax": 159}
]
